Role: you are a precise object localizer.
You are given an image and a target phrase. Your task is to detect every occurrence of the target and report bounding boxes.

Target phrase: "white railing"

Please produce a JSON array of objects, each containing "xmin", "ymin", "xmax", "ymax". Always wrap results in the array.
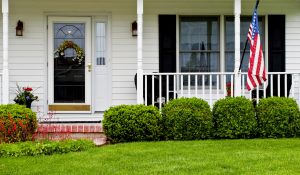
[
  {"xmin": 0, "ymin": 72, "xmax": 2, "ymax": 104},
  {"xmin": 142, "ymin": 72, "xmax": 300, "ymax": 108}
]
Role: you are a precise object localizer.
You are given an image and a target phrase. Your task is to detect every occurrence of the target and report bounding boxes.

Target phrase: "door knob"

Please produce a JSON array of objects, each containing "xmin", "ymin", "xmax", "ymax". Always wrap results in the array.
[{"xmin": 88, "ymin": 63, "xmax": 92, "ymax": 72}]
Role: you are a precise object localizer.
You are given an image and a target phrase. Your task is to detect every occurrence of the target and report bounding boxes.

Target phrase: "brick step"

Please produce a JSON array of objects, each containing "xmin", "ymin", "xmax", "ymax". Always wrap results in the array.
[{"xmin": 35, "ymin": 124, "xmax": 106, "ymax": 146}]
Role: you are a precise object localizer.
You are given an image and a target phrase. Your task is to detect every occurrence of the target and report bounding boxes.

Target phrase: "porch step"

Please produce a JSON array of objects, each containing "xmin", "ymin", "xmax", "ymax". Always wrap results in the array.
[{"xmin": 35, "ymin": 123, "xmax": 107, "ymax": 146}]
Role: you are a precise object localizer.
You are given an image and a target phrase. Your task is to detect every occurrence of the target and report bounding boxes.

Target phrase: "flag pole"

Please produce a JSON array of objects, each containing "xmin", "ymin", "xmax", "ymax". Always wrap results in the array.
[{"xmin": 238, "ymin": 0, "xmax": 260, "ymax": 72}]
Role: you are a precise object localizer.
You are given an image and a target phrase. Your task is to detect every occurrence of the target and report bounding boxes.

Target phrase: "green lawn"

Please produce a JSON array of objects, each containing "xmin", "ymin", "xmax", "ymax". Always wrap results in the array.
[{"xmin": 1, "ymin": 139, "xmax": 300, "ymax": 175}]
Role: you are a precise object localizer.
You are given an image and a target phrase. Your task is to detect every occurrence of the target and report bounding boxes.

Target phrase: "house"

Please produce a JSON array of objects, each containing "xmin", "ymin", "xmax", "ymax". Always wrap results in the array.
[{"xmin": 0, "ymin": 0, "xmax": 300, "ymax": 122}]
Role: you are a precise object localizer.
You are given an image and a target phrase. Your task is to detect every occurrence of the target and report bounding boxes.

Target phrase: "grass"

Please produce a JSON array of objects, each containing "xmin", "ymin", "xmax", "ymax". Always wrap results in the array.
[{"xmin": 1, "ymin": 139, "xmax": 300, "ymax": 175}]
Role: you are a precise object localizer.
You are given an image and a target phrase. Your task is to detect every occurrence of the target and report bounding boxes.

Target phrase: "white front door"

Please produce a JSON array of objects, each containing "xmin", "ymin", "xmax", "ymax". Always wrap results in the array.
[
  {"xmin": 93, "ymin": 17, "xmax": 111, "ymax": 112},
  {"xmin": 48, "ymin": 17, "xmax": 92, "ymax": 112}
]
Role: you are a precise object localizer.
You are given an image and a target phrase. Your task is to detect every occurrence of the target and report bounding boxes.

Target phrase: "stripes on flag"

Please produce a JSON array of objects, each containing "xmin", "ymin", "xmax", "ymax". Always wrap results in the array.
[{"xmin": 246, "ymin": 8, "xmax": 267, "ymax": 91}]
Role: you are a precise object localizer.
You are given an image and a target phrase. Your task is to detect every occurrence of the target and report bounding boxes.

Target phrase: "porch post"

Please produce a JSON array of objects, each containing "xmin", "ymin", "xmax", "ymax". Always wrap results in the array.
[
  {"xmin": 234, "ymin": 0, "xmax": 242, "ymax": 96},
  {"xmin": 2, "ymin": 0, "xmax": 9, "ymax": 104},
  {"xmin": 136, "ymin": 0, "xmax": 144, "ymax": 104}
]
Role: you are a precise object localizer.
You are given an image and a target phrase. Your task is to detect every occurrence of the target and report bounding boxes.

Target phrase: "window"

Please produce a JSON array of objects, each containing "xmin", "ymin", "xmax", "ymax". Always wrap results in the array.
[
  {"xmin": 180, "ymin": 16, "xmax": 220, "ymax": 73},
  {"xmin": 225, "ymin": 16, "xmax": 265, "ymax": 72},
  {"xmin": 179, "ymin": 16, "xmax": 220, "ymax": 86},
  {"xmin": 176, "ymin": 15, "xmax": 265, "ymax": 88},
  {"xmin": 53, "ymin": 23, "xmax": 85, "ymax": 103}
]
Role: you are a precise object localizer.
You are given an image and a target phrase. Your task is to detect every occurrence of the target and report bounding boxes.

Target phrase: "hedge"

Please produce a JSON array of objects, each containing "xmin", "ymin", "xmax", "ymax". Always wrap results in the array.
[
  {"xmin": 212, "ymin": 97, "xmax": 257, "ymax": 139},
  {"xmin": 256, "ymin": 97, "xmax": 300, "ymax": 138},
  {"xmin": 0, "ymin": 104, "xmax": 37, "ymax": 143},
  {"xmin": 162, "ymin": 98, "xmax": 213, "ymax": 140},
  {"xmin": 103, "ymin": 105, "xmax": 163, "ymax": 143}
]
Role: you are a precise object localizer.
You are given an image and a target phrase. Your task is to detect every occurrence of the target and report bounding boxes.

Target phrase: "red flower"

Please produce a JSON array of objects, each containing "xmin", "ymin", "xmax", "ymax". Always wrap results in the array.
[{"xmin": 23, "ymin": 87, "xmax": 33, "ymax": 91}]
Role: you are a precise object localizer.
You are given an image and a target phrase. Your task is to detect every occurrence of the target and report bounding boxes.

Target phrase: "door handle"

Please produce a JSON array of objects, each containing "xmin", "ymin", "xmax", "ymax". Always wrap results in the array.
[{"xmin": 88, "ymin": 63, "xmax": 92, "ymax": 72}]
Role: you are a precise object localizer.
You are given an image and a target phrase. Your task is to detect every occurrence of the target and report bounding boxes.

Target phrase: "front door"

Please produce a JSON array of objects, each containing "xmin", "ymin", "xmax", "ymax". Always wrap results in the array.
[{"xmin": 48, "ymin": 17, "xmax": 92, "ymax": 112}]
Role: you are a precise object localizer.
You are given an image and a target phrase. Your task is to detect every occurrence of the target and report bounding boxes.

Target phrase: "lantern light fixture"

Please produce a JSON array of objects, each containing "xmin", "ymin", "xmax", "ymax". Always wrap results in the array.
[
  {"xmin": 16, "ymin": 20, "xmax": 23, "ymax": 36},
  {"xmin": 132, "ymin": 21, "xmax": 137, "ymax": 36}
]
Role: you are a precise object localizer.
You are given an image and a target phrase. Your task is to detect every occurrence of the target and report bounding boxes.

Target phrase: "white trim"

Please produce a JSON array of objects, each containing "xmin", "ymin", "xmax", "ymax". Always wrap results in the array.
[
  {"xmin": 234, "ymin": 0, "xmax": 242, "ymax": 96},
  {"xmin": 137, "ymin": 0, "xmax": 144, "ymax": 104},
  {"xmin": 2, "ymin": 0, "xmax": 9, "ymax": 104},
  {"xmin": 47, "ymin": 17, "xmax": 92, "ymax": 112}
]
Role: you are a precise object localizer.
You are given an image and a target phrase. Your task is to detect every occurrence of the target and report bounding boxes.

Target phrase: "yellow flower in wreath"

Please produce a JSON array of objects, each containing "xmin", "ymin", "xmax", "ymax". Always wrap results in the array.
[{"xmin": 54, "ymin": 40, "xmax": 85, "ymax": 64}]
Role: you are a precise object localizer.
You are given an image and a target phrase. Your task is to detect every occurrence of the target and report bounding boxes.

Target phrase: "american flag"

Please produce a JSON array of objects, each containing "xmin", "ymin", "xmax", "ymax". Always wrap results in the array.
[{"xmin": 246, "ymin": 8, "xmax": 267, "ymax": 91}]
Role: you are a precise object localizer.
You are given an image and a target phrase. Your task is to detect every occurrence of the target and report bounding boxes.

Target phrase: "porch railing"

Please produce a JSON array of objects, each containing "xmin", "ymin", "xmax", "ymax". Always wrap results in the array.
[{"xmin": 142, "ymin": 72, "xmax": 300, "ymax": 108}]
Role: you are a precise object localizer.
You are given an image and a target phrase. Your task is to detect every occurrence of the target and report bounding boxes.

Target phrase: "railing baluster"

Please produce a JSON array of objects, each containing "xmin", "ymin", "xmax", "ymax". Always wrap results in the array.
[
  {"xmin": 263, "ymin": 80, "xmax": 266, "ymax": 98},
  {"xmin": 202, "ymin": 74, "xmax": 205, "ymax": 99},
  {"xmin": 217, "ymin": 75, "xmax": 219, "ymax": 100},
  {"xmin": 230, "ymin": 75, "xmax": 233, "ymax": 97},
  {"xmin": 181, "ymin": 74, "xmax": 183, "ymax": 97},
  {"xmin": 278, "ymin": 75, "xmax": 281, "ymax": 96},
  {"xmin": 210, "ymin": 74, "xmax": 212, "ymax": 106},
  {"xmin": 159, "ymin": 75, "xmax": 162, "ymax": 109},
  {"xmin": 152, "ymin": 75, "xmax": 155, "ymax": 106},
  {"xmin": 242, "ymin": 74, "xmax": 245, "ymax": 96},
  {"xmin": 224, "ymin": 75, "xmax": 227, "ymax": 97},
  {"xmin": 145, "ymin": 75, "xmax": 148, "ymax": 106},
  {"xmin": 271, "ymin": 74, "xmax": 273, "ymax": 97},
  {"xmin": 188, "ymin": 74, "xmax": 191, "ymax": 98},
  {"xmin": 166, "ymin": 75, "xmax": 169, "ymax": 103},
  {"xmin": 174, "ymin": 75, "xmax": 176, "ymax": 99},
  {"xmin": 285, "ymin": 74, "xmax": 287, "ymax": 97},
  {"xmin": 256, "ymin": 86, "xmax": 259, "ymax": 104},
  {"xmin": 195, "ymin": 75, "xmax": 198, "ymax": 98}
]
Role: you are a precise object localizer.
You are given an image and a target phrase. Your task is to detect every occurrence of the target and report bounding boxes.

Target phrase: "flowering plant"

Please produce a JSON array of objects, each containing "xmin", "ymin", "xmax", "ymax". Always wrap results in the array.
[
  {"xmin": 14, "ymin": 85, "xmax": 38, "ymax": 106},
  {"xmin": 54, "ymin": 40, "xmax": 85, "ymax": 64}
]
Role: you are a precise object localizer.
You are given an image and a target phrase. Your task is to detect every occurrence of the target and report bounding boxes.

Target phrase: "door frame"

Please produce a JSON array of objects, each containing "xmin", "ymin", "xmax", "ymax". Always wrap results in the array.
[{"xmin": 47, "ymin": 16, "xmax": 92, "ymax": 113}]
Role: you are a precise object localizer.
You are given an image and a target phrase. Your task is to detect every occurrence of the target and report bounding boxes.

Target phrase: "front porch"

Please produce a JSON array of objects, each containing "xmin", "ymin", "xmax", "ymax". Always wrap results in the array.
[{"xmin": 0, "ymin": 0, "xmax": 299, "ymax": 119}]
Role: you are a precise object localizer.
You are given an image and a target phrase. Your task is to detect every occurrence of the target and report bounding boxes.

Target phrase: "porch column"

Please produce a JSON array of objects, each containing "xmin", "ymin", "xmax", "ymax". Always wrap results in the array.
[
  {"xmin": 234, "ymin": 0, "xmax": 242, "ymax": 96},
  {"xmin": 2, "ymin": 0, "xmax": 9, "ymax": 104},
  {"xmin": 136, "ymin": 0, "xmax": 144, "ymax": 104}
]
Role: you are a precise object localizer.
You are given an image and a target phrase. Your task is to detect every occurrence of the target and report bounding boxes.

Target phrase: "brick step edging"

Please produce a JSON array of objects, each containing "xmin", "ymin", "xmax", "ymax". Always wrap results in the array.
[{"xmin": 37, "ymin": 124, "xmax": 103, "ymax": 133}]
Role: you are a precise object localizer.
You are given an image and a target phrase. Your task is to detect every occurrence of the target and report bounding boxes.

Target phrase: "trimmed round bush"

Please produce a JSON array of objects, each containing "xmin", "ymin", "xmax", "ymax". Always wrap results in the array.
[
  {"xmin": 103, "ymin": 105, "xmax": 163, "ymax": 143},
  {"xmin": 162, "ymin": 98, "xmax": 212, "ymax": 140},
  {"xmin": 212, "ymin": 97, "xmax": 256, "ymax": 139},
  {"xmin": 256, "ymin": 97, "xmax": 300, "ymax": 138},
  {"xmin": 0, "ymin": 104, "xmax": 37, "ymax": 143}
]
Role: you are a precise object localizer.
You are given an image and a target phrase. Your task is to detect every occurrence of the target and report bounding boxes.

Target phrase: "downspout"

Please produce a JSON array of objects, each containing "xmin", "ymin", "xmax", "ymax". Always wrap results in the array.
[
  {"xmin": 137, "ymin": 0, "xmax": 144, "ymax": 104},
  {"xmin": 234, "ymin": 0, "xmax": 242, "ymax": 96},
  {"xmin": 2, "ymin": 0, "xmax": 9, "ymax": 104}
]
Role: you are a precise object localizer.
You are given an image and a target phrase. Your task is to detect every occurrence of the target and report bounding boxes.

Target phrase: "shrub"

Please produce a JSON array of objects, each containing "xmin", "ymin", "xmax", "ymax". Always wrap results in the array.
[
  {"xmin": 162, "ymin": 98, "xmax": 212, "ymax": 140},
  {"xmin": 0, "ymin": 104, "xmax": 37, "ymax": 143},
  {"xmin": 256, "ymin": 97, "xmax": 300, "ymax": 138},
  {"xmin": 103, "ymin": 105, "xmax": 163, "ymax": 143},
  {"xmin": 0, "ymin": 139, "xmax": 95, "ymax": 157},
  {"xmin": 212, "ymin": 97, "xmax": 256, "ymax": 139}
]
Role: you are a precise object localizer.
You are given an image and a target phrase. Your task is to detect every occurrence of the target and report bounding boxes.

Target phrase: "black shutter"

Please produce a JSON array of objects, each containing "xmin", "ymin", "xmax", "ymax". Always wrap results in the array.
[
  {"xmin": 268, "ymin": 15, "xmax": 285, "ymax": 72},
  {"xmin": 159, "ymin": 15, "xmax": 176, "ymax": 73},
  {"xmin": 267, "ymin": 15, "xmax": 291, "ymax": 97}
]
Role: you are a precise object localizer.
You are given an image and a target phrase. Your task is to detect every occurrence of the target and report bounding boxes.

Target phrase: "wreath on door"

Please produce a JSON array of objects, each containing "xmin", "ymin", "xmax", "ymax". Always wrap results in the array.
[{"xmin": 55, "ymin": 40, "xmax": 85, "ymax": 64}]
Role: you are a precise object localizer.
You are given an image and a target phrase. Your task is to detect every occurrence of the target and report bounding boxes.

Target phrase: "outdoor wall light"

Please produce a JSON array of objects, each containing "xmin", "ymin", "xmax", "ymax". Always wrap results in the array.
[
  {"xmin": 132, "ymin": 21, "xmax": 137, "ymax": 36},
  {"xmin": 16, "ymin": 20, "xmax": 23, "ymax": 36}
]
